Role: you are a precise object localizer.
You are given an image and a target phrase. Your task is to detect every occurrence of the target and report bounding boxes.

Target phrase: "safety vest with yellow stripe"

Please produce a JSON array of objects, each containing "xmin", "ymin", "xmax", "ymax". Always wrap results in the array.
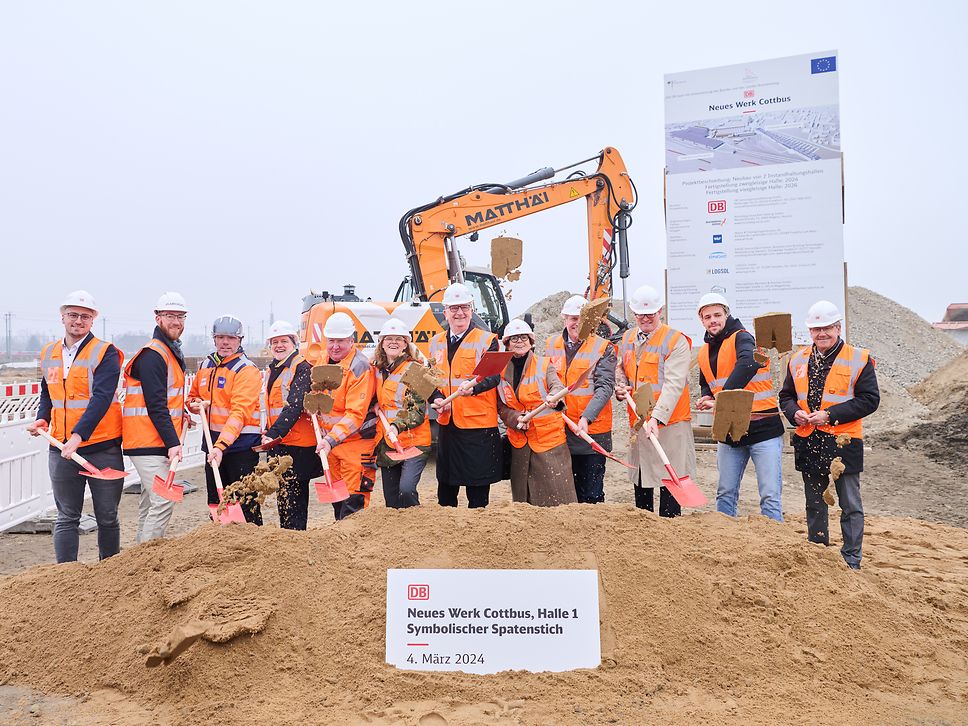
[
  {"xmin": 697, "ymin": 330, "xmax": 777, "ymax": 412},
  {"xmin": 544, "ymin": 333, "xmax": 613, "ymax": 435},
  {"xmin": 376, "ymin": 358, "xmax": 432, "ymax": 449},
  {"xmin": 122, "ymin": 339, "xmax": 185, "ymax": 450},
  {"xmin": 39, "ymin": 336, "xmax": 123, "ymax": 446},
  {"xmin": 429, "ymin": 326, "xmax": 499, "ymax": 429},
  {"xmin": 619, "ymin": 324, "xmax": 692, "ymax": 427},
  {"xmin": 318, "ymin": 348, "xmax": 376, "ymax": 446},
  {"xmin": 499, "ymin": 354, "xmax": 565, "ymax": 453},
  {"xmin": 266, "ymin": 353, "xmax": 315, "ymax": 447},
  {"xmin": 189, "ymin": 351, "xmax": 262, "ymax": 449},
  {"xmin": 789, "ymin": 343, "xmax": 870, "ymax": 440}
]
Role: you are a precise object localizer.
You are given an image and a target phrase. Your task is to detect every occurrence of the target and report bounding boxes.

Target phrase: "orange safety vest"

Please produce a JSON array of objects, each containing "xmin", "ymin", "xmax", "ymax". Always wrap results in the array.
[
  {"xmin": 619, "ymin": 324, "xmax": 692, "ymax": 428},
  {"xmin": 376, "ymin": 358, "xmax": 432, "ymax": 448},
  {"xmin": 266, "ymin": 353, "xmax": 315, "ymax": 447},
  {"xmin": 789, "ymin": 343, "xmax": 870, "ymax": 440},
  {"xmin": 122, "ymin": 339, "xmax": 185, "ymax": 450},
  {"xmin": 429, "ymin": 326, "xmax": 499, "ymax": 429},
  {"xmin": 318, "ymin": 348, "xmax": 376, "ymax": 445},
  {"xmin": 39, "ymin": 336, "xmax": 123, "ymax": 447},
  {"xmin": 189, "ymin": 351, "xmax": 262, "ymax": 447},
  {"xmin": 544, "ymin": 333, "xmax": 613, "ymax": 435},
  {"xmin": 697, "ymin": 330, "xmax": 777, "ymax": 412},
  {"xmin": 499, "ymin": 354, "xmax": 566, "ymax": 453}
]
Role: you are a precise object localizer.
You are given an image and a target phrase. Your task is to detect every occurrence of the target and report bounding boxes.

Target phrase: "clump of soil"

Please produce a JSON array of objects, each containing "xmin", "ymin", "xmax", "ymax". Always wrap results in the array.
[
  {"xmin": 577, "ymin": 297, "xmax": 611, "ymax": 340},
  {"xmin": 311, "ymin": 364, "xmax": 344, "ymax": 390},
  {"xmin": 303, "ymin": 391, "xmax": 334, "ymax": 415},
  {"xmin": 835, "ymin": 433, "xmax": 852, "ymax": 447},
  {"xmin": 490, "ymin": 236, "xmax": 522, "ymax": 282},
  {"xmin": 753, "ymin": 312, "xmax": 793, "ymax": 353},
  {"xmin": 825, "ymin": 457, "xmax": 845, "ymax": 505},
  {"xmin": 220, "ymin": 455, "xmax": 292, "ymax": 514},
  {"xmin": 400, "ymin": 362, "xmax": 441, "ymax": 401}
]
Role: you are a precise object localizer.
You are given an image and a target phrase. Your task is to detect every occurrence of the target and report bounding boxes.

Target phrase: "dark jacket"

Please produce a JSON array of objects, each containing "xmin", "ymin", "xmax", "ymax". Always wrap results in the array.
[
  {"xmin": 699, "ymin": 317, "xmax": 784, "ymax": 447},
  {"xmin": 778, "ymin": 339, "xmax": 879, "ymax": 474},
  {"xmin": 558, "ymin": 329, "xmax": 615, "ymax": 454},
  {"xmin": 124, "ymin": 326, "xmax": 187, "ymax": 456},
  {"xmin": 265, "ymin": 351, "xmax": 313, "ymax": 443}
]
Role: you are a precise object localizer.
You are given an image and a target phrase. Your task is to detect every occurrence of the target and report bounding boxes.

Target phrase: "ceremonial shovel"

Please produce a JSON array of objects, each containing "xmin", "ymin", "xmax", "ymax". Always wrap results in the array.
[
  {"xmin": 197, "ymin": 402, "xmax": 247, "ymax": 524},
  {"xmin": 310, "ymin": 413, "xmax": 349, "ymax": 503},
  {"xmin": 560, "ymin": 413, "xmax": 634, "ymax": 468},
  {"xmin": 35, "ymin": 428, "xmax": 127, "ymax": 480},
  {"xmin": 151, "ymin": 418, "xmax": 190, "ymax": 502},
  {"xmin": 517, "ymin": 367, "xmax": 591, "ymax": 426},
  {"xmin": 435, "ymin": 351, "xmax": 515, "ymax": 408},
  {"xmin": 374, "ymin": 406, "xmax": 422, "ymax": 462}
]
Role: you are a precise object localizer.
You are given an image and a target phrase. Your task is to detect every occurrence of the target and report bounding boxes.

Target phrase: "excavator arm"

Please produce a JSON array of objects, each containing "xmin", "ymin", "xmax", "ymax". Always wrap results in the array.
[{"xmin": 399, "ymin": 146, "xmax": 637, "ymax": 305}]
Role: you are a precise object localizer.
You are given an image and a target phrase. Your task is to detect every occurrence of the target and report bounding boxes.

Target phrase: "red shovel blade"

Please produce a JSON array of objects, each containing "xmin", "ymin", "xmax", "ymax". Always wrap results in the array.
[
  {"xmin": 80, "ymin": 463, "xmax": 128, "ymax": 481},
  {"xmin": 386, "ymin": 444, "xmax": 423, "ymax": 462},
  {"xmin": 208, "ymin": 502, "xmax": 247, "ymax": 525},
  {"xmin": 589, "ymin": 441, "xmax": 635, "ymax": 469},
  {"xmin": 152, "ymin": 473, "xmax": 184, "ymax": 503},
  {"xmin": 661, "ymin": 474, "xmax": 707, "ymax": 508},
  {"xmin": 314, "ymin": 475, "xmax": 349, "ymax": 503},
  {"xmin": 251, "ymin": 437, "xmax": 282, "ymax": 452},
  {"xmin": 471, "ymin": 351, "xmax": 515, "ymax": 378}
]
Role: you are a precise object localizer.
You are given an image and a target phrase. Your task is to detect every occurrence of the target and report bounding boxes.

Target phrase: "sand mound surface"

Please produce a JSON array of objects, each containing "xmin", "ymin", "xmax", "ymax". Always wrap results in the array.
[{"xmin": 2, "ymin": 505, "xmax": 967, "ymax": 725}]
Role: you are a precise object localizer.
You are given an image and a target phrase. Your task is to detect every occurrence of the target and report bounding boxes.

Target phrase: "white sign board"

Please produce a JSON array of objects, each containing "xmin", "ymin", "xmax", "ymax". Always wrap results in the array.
[
  {"xmin": 386, "ymin": 569, "xmax": 600, "ymax": 674},
  {"xmin": 664, "ymin": 51, "xmax": 845, "ymax": 344}
]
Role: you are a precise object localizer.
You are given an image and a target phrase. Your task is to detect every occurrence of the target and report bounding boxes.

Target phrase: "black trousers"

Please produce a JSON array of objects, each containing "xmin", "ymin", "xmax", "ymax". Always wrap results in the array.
[
  {"xmin": 205, "ymin": 448, "xmax": 261, "ymax": 525},
  {"xmin": 437, "ymin": 482, "xmax": 490, "ymax": 508},
  {"xmin": 572, "ymin": 453, "xmax": 606, "ymax": 504},
  {"xmin": 803, "ymin": 470, "xmax": 864, "ymax": 568},
  {"xmin": 332, "ymin": 494, "xmax": 366, "ymax": 520},
  {"xmin": 276, "ymin": 445, "xmax": 321, "ymax": 531},
  {"xmin": 634, "ymin": 473, "xmax": 681, "ymax": 518}
]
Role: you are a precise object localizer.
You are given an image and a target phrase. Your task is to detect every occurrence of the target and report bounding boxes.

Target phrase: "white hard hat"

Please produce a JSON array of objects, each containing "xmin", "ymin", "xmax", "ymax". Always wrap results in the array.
[
  {"xmin": 212, "ymin": 314, "xmax": 244, "ymax": 338},
  {"xmin": 442, "ymin": 282, "xmax": 474, "ymax": 306},
  {"xmin": 380, "ymin": 318, "xmax": 412, "ymax": 341},
  {"xmin": 561, "ymin": 294, "xmax": 587, "ymax": 317},
  {"xmin": 805, "ymin": 300, "xmax": 842, "ymax": 329},
  {"xmin": 155, "ymin": 291, "xmax": 188, "ymax": 314},
  {"xmin": 323, "ymin": 312, "xmax": 356, "ymax": 339},
  {"xmin": 697, "ymin": 292, "xmax": 730, "ymax": 317},
  {"xmin": 502, "ymin": 318, "xmax": 535, "ymax": 342},
  {"xmin": 267, "ymin": 320, "xmax": 298, "ymax": 344},
  {"xmin": 628, "ymin": 285, "xmax": 663, "ymax": 315},
  {"xmin": 60, "ymin": 290, "xmax": 98, "ymax": 313}
]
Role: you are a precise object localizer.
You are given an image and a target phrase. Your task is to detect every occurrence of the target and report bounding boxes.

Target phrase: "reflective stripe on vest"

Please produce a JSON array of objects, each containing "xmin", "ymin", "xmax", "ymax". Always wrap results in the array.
[
  {"xmin": 789, "ymin": 343, "xmax": 869, "ymax": 439},
  {"xmin": 697, "ymin": 330, "xmax": 777, "ymax": 411}
]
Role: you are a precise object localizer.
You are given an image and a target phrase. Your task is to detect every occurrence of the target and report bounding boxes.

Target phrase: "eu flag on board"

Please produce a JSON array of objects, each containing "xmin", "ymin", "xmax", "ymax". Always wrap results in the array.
[{"xmin": 811, "ymin": 56, "xmax": 837, "ymax": 74}]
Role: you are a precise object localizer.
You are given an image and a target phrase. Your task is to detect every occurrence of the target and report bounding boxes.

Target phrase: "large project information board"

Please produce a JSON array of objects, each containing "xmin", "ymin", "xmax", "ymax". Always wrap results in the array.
[{"xmin": 664, "ymin": 51, "xmax": 845, "ymax": 344}]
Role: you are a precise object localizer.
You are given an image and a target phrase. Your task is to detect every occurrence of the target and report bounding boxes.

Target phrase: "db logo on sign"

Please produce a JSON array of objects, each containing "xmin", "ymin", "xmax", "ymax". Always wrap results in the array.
[
  {"xmin": 708, "ymin": 200, "xmax": 727, "ymax": 213},
  {"xmin": 408, "ymin": 584, "xmax": 430, "ymax": 600}
]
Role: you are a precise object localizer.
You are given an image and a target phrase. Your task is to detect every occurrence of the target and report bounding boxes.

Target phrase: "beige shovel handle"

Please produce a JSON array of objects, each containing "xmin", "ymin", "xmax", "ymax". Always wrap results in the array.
[
  {"xmin": 437, "ymin": 377, "xmax": 480, "ymax": 408},
  {"xmin": 164, "ymin": 418, "xmax": 191, "ymax": 476},
  {"xmin": 519, "ymin": 388, "xmax": 568, "ymax": 425},
  {"xmin": 196, "ymin": 402, "xmax": 224, "ymax": 491},
  {"xmin": 310, "ymin": 413, "xmax": 332, "ymax": 474},
  {"xmin": 374, "ymin": 406, "xmax": 400, "ymax": 446},
  {"xmin": 35, "ymin": 427, "xmax": 96, "ymax": 470}
]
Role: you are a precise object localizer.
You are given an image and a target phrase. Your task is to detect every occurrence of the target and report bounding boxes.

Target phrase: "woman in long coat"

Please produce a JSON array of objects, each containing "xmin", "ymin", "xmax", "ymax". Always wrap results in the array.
[{"xmin": 496, "ymin": 319, "xmax": 576, "ymax": 507}]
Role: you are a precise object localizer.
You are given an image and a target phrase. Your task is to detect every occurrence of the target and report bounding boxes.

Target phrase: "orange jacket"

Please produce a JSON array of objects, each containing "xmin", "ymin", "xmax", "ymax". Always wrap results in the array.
[
  {"xmin": 619, "ymin": 324, "xmax": 692, "ymax": 427},
  {"xmin": 189, "ymin": 351, "xmax": 262, "ymax": 451},
  {"xmin": 39, "ymin": 336, "xmax": 123, "ymax": 447},
  {"xmin": 544, "ymin": 333, "xmax": 614, "ymax": 435},
  {"xmin": 789, "ymin": 343, "xmax": 870, "ymax": 439},
  {"xmin": 122, "ymin": 338, "xmax": 186, "ymax": 451},
  {"xmin": 319, "ymin": 348, "xmax": 377, "ymax": 447},
  {"xmin": 429, "ymin": 326, "xmax": 499, "ymax": 429},
  {"xmin": 697, "ymin": 330, "xmax": 777, "ymax": 412},
  {"xmin": 376, "ymin": 358, "xmax": 432, "ymax": 449},
  {"xmin": 499, "ymin": 354, "xmax": 566, "ymax": 453},
  {"xmin": 266, "ymin": 353, "xmax": 315, "ymax": 447}
]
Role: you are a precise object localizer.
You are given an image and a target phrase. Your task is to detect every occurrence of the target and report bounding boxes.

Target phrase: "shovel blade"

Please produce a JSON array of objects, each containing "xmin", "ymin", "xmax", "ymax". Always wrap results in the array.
[
  {"xmin": 82, "ymin": 465, "xmax": 128, "ymax": 481},
  {"xmin": 152, "ymin": 474, "xmax": 184, "ymax": 503},
  {"xmin": 251, "ymin": 437, "xmax": 282, "ymax": 452},
  {"xmin": 661, "ymin": 475, "xmax": 707, "ymax": 508},
  {"xmin": 386, "ymin": 446, "xmax": 422, "ymax": 462},
  {"xmin": 313, "ymin": 476, "xmax": 349, "ymax": 503},
  {"xmin": 208, "ymin": 502, "xmax": 247, "ymax": 525}
]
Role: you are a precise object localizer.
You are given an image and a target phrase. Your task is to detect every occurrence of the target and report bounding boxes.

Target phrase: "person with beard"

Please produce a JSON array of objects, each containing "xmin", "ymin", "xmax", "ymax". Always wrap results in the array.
[
  {"xmin": 122, "ymin": 292, "xmax": 190, "ymax": 541},
  {"xmin": 695, "ymin": 293, "xmax": 784, "ymax": 522}
]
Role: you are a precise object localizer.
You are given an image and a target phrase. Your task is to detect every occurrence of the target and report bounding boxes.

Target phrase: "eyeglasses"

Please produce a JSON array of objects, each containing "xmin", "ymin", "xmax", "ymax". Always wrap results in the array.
[
  {"xmin": 633, "ymin": 312, "xmax": 660, "ymax": 319},
  {"xmin": 63, "ymin": 312, "xmax": 94, "ymax": 322},
  {"xmin": 810, "ymin": 324, "xmax": 839, "ymax": 334},
  {"xmin": 446, "ymin": 304, "xmax": 471, "ymax": 313},
  {"xmin": 158, "ymin": 313, "xmax": 188, "ymax": 321},
  {"xmin": 506, "ymin": 334, "xmax": 531, "ymax": 343}
]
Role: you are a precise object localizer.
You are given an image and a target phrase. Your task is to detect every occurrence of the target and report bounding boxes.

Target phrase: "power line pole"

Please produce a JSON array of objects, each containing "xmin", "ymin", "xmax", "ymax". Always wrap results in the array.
[
  {"xmin": 101, "ymin": 316, "xmax": 107, "ymax": 341},
  {"xmin": 3, "ymin": 312, "xmax": 11, "ymax": 362}
]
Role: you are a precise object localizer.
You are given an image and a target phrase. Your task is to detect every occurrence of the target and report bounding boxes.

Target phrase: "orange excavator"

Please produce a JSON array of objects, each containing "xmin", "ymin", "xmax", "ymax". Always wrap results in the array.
[{"xmin": 301, "ymin": 146, "xmax": 637, "ymax": 360}]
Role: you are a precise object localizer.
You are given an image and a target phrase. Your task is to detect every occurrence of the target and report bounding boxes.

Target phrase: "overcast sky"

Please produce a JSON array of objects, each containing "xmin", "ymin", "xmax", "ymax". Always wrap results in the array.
[{"xmin": 1, "ymin": 1, "xmax": 965, "ymax": 343}]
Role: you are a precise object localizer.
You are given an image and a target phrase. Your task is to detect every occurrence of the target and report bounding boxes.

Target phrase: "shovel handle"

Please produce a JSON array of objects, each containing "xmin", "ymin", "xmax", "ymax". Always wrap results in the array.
[
  {"xmin": 374, "ymin": 407, "xmax": 408, "ymax": 455},
  {"xmin": 437, "ymin": 376, "xmax": 481, "ymax": 408},
  {"xmin": 196, "ymin": 402, "xmax": 224, "ymax": 492},
  {"xmin": 35, "ymin": 427, "xmax": 100, "ymax": 473},
  {"xmin": 165, "ymin": 418, "xmax": 191, "ymax": 476},
  {"xmin": 310, "ymin": 413, "xmax": 333, "ymax": 475},
  {"xmin": 559, "ymin": 412, "xmax": 594, "ymax": 446},
  {"xmin": 647, "ymin": 433, "xmax": 682, "ymax": 486}
]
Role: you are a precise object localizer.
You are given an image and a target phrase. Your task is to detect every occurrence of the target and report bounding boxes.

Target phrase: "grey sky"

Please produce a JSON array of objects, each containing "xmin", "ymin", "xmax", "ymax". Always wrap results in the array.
[{"xmin": 1, "ymin": 1, "xmax": 965, "ymax": 343}]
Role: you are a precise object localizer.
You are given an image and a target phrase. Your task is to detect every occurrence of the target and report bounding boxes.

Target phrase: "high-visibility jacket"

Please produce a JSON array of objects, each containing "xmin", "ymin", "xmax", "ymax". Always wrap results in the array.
[
  {"xmin": 619, "ymin": 324, "xmax": 692, "ymax": 427},
  {"xmin": 319, "ymin": 349, "xmax": 377, "ymax": 446},
  {"xmin": 697, "ymin": 330, "xmax": 777, "ymax": 412},
  {"xmin": 499, "ymin": 354, "xmax": 565, "ymax": 453},
  {"xmin": 39, "ymin": 336, "xmax": 123, "ymax": 446},
  {"xmin": 376, "ymin": 358, "xmax": 431, "ymax": 449},
  {"xmin": 189, "ymin": 351, "xmax": 262, "ymax": 450},
  {"xmin": 429, "ymin": 326, "xmax": 499, "ymax": 429},
  {"xmin": 266, "ymin": 353, "xmax": 315, "ymax": 447},
  {"xmin": 789, "ymin": 343, "xmax": 870, "ymax": 440},
  {"xmin": 122, "ymin": 339, "xmax": 186, "ymax": 451},
  {"xmin": 544, "ymin": 333, "xmax": 613, "ymax": 435}
]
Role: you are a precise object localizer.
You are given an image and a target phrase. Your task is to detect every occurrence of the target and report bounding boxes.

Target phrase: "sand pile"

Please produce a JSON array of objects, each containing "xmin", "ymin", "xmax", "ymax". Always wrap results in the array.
[{"xmin": 2, "ymin": 505, "xmax": 968, "ymax": 725}]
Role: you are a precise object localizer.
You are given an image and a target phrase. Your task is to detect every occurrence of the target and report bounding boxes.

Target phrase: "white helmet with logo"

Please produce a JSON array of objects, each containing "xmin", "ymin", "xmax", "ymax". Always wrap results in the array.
[
  {"xmin": 697, "ymin": 292, "xmax": 730, "ymax": 317},
  {"xmin": 561, "ymin": 294, "xmax": 587, "ymax": 316},
  {"xmin": 155, "ymin": 291, "xmax": 188, "ymax": 314},
  {"xmin": 323, "ymin": 312, "xmax": 356, "ymax": 339},
  {"xmin": 442, "ymin": 282, "xmax": 474, "ymax": 307},
  {"xmin": 212, "ymin": 314, "xmax": 244, "ymax": 338},
  {"xmin": 380, "ymin": 318, "xmax": 412, "ymax": 341},
  {"xmin": 805, "ymin": 300, "xmax": 842, "ymax": 329},
  {"xmin": 61, "ymin": 290, "xmax": 98, "ymax": 313},
  {"xmin": 502, "ymin": 318, "xmax": 535, "ymax": 343},
  {"xmin": 267, "ymin": 320, "xmax": 298, "ymax": 344},
  {"xmin": 628, "ymin": 285, "xmax": 663, "ymax": 315}
]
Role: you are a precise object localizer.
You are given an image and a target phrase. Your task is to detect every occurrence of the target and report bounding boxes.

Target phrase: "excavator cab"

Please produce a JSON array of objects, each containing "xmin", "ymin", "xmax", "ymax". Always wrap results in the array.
[{"xmin": 393, "ymin": 268, "xmax": 510, "ymax": 337}]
